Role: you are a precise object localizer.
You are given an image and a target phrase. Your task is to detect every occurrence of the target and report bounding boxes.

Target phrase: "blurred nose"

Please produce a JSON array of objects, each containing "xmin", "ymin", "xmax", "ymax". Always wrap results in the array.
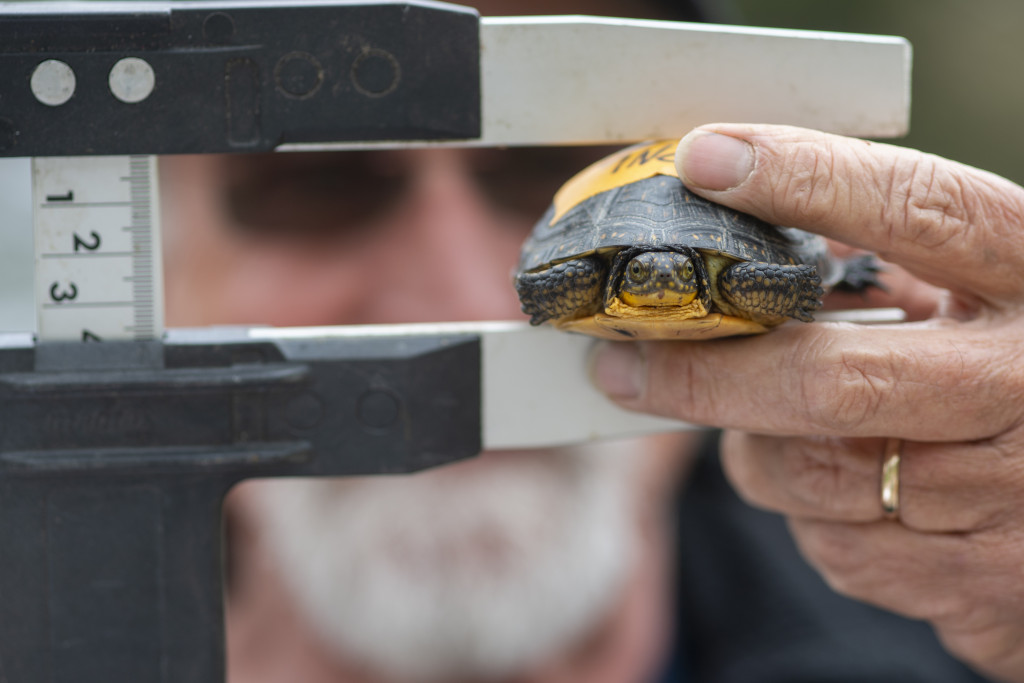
[{"xmin": 361, "ymin": 149, "xmax": 530, "ymax": 324}]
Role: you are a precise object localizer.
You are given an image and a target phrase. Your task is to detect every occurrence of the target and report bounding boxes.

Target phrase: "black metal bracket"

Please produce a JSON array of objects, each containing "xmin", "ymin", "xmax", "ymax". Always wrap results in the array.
[
  {"xmin": 0, "ymin": 2, "xmax": 487, "ymax": 679},
  {"xmin": 0, "ymin": 1, "xmax": 481, "ymax": 156},
  {"xmin": 0, "ymin": 328, "xmax": 482, "ymax": 682}
]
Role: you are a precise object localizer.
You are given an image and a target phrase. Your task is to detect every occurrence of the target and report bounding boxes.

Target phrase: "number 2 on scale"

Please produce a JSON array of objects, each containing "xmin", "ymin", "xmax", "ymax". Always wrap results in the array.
[{"xmin": 73, "ymin": 231, "xmax": 101, "ymax": 252}]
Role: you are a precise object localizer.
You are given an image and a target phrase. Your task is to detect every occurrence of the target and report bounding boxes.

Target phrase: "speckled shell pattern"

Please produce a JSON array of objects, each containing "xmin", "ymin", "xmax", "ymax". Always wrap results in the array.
[{"xmin": 517, "ymin": 175, "xmax": 837, "ymax": 285}]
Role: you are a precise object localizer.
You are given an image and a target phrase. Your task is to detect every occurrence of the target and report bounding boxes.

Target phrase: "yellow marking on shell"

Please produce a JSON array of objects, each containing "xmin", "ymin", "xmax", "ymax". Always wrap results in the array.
[{"xmin": 549, "ymin": 140, "xmax": 680, "ymax": 224}]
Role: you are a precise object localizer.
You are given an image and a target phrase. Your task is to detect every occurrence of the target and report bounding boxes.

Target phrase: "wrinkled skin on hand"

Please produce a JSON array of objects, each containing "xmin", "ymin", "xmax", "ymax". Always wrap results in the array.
[{"xmin": 591, "ymin": 123, "xmax": 1024, "ymax": 681}]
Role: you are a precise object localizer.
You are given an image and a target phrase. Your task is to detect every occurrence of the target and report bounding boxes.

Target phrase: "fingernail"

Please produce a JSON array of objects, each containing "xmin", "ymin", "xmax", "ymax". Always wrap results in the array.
[
  {"xmin": 589, "ymin": 342, "xmax": 645, "ymax": 400},
  {"xmin": 675, "ymin": 129, "xmax": 755, "ymax": 191}
]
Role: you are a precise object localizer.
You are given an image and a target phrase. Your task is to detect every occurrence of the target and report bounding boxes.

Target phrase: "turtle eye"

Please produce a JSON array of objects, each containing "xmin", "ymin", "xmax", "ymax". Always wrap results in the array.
[
  {"xmin": 680, "ymin": 259, "xmax": 695, "ymax": 280},
  {"xmin": 628, "ymin": 259, "xmax": 647, "ymax": 281}
]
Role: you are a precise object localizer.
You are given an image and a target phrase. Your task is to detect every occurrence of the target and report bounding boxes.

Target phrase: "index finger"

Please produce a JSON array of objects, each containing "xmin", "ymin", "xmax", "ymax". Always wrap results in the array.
[
  {"xmin": 674, "ymin": 124, "xmax": 1024, "ymax": 302},
  {"xmin": 589, "ymin": 321, "xmax": 1024, "ymax": 441}
]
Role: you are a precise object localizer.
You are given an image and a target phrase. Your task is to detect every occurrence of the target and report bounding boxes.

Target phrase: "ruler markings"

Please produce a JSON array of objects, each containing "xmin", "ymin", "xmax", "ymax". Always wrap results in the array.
[
  {"xmin": 42, "ymin": 301, "xmax": 135, "ymax": 309},
  {"xmin": 39, "ymin": 201, "xmax": 135, "ymax": 209},
  {"xmin": 42, "ymin": 251, "xmax": 135, "ymax": 259},
  {"xmin": 129, "ymin": 154, "xmax": 159, "ymax": 341},
  {"xmin": 33, "ymin": 155, "xmax": 164, "ymax": 341}
]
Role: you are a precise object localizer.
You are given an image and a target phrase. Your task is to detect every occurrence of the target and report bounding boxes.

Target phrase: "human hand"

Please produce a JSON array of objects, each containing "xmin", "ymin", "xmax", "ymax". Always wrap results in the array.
[{"xmin": 590, "ymin": 123, "xmax": 1024, "ymax": 681}]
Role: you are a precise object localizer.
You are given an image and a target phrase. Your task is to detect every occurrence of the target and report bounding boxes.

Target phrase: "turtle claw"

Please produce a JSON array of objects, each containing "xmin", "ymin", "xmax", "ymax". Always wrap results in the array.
[{"xmin": 793, "ymin": 283, "xmax": 825, "ymax": 322}]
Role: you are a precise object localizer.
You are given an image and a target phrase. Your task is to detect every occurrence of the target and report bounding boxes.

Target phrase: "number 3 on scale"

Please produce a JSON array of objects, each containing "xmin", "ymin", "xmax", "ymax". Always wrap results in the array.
[
  {"xmin": 49, "ymin": 282, "xmax": 78, "ymax": 302},
  {"xmin": 48, "ymin": 232, "xmax": 99, "ymax": 301}
]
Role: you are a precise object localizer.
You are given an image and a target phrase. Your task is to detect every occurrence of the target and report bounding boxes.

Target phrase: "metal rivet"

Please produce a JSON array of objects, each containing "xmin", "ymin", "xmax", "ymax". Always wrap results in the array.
[
  {"xmin": 350, "ymin": 48, "xmax": 400, "ymax": 98},
  {"xmin": 31, "ymin": 60, "xmax": 76, "ymax": 106},
  {"xmin": 203, "ymin": 11, "xmax": 235, "ymax": 42},
  {"xmin": 109, "ymin": 57, "xmax": 155, "ymax": 104},
  {"xmin": 274, "ymin": 52, "xmax": 324, "ymax": 99},
  {"xmin": 357, "ymin": 389, "xmax": 400, "ymax": 429}
]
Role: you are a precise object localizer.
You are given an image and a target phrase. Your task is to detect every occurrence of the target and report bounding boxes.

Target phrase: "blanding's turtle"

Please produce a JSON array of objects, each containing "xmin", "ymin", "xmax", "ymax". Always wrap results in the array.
[{"xmin": 514, "ymin": 140, "xmax": 875, "ymax": 340}]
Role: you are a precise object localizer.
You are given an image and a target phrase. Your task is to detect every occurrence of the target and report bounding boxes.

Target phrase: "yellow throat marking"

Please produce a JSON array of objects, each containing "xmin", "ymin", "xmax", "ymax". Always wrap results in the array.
[
  {"xmin": 619, "ymin": 289, "xmax": 697, "ymax": 307},
  {"xmin": 605, "ymin": 295, "xmax": 708, "ymax": 321}
]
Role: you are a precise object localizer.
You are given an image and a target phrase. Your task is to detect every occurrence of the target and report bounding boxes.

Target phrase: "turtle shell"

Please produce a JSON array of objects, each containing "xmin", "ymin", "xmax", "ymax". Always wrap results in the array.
[{"xmin": 517, "ymin": 140, "xmax": 831, "ymax": 282}]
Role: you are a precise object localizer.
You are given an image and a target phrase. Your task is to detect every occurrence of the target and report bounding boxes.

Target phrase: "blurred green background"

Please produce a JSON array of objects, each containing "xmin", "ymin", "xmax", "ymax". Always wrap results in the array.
[{"xmin": 731, "ymin": 0, "xmax": 1024, "ymax": 184}]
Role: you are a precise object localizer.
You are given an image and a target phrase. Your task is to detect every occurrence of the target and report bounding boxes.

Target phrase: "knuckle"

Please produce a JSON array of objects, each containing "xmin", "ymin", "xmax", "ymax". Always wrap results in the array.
[
  {"xmin": 919, "ymin": 337, "xmax": 1016, "ymax": 440},
  {"xmin": 720, "ymin": 434, "xmax": 864, "ymax": 519},
  {"xmin": 796, "ymin": 334, "xmax": 1005, "ymax": 439},
  {"xmin": 878, "ymin": 155, "xmax": 1024, "ymax": 293},
  {"xmin": 776, "ymin": 437, "xmax": 875, "ymax": 518},
  {"xmin": 793, "ymin": 337, "xmax": 895, "ymax": 434},
  {"xmin": 933, "ymin": 440, "xmax": 1024, "ymax": 534},
  {"xmin": 880, "ymin": 154, "xmax": 972, "ymax": 253},
  {"xmin": 770, "ymin": 138, "xmax": 844, "ymax": 225}
]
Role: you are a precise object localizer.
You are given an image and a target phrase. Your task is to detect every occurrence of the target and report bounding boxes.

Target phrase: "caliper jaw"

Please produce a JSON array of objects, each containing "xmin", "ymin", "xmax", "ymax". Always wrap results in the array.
[{"xmin": 0, "ymin": 329, "xmax": 481, "ymax": 683}]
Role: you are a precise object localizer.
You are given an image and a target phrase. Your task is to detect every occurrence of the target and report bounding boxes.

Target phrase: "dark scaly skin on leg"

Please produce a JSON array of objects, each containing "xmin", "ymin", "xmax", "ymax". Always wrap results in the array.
[
  {"xmin": 718, "ymin": 261, "xmax": 824, "ymax": 324},
  {"xmin": 515, "ymin": 256, "xmax": 607, "ymax": 325}
]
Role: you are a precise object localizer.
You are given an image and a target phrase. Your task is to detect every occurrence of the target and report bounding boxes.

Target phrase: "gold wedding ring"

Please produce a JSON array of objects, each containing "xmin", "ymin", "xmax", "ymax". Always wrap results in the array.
[{"xmin": 880, "ymin": 438, "xmax": 902, "ymax": 520}]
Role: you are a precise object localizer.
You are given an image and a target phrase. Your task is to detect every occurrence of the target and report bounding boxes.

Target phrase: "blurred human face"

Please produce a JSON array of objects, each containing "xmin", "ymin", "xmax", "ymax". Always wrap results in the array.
[
  {"xmin": 160, "ymin": 142, "xmax": 650, "ymax": 681},
  {"xmin": 159, "ymin": 1, "xmax": 690, "ymax": 680}
]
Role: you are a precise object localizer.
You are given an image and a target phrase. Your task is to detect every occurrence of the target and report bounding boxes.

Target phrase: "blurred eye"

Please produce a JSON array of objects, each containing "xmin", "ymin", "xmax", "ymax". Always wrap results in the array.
[
  {"xmin": 472, "ymin": 145, "xmax": 621, "ymax": 222},
  {"xmin": 222, "ymin": 151, "xmax": 408, "ymax": 239},
  {"xmin": 629, "ymin": 260, "xmax": 646, "ymax": 279},
  {"xmin": 219, "ymin": 145, "xmax": 622, "ymax": 242},
  {"xmin": 681, "ymin": 259, "xmax": 695, "ymax": 279}
]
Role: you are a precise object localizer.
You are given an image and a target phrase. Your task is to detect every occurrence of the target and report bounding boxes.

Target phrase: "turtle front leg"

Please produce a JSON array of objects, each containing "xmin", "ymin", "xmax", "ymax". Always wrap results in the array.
[
  {"xmin": 718, "ymin": 261, "xmax": 824, "ymax": 324},
  {"xmin": 515, "ymin": 257, "xmax": 607, "ymax": 325}
]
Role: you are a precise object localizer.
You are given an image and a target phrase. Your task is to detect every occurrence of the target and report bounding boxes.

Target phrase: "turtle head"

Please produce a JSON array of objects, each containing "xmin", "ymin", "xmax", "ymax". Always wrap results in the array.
[{"xmin": 618, "ymin": 251, "xmax": 698, "ymax": 307}]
